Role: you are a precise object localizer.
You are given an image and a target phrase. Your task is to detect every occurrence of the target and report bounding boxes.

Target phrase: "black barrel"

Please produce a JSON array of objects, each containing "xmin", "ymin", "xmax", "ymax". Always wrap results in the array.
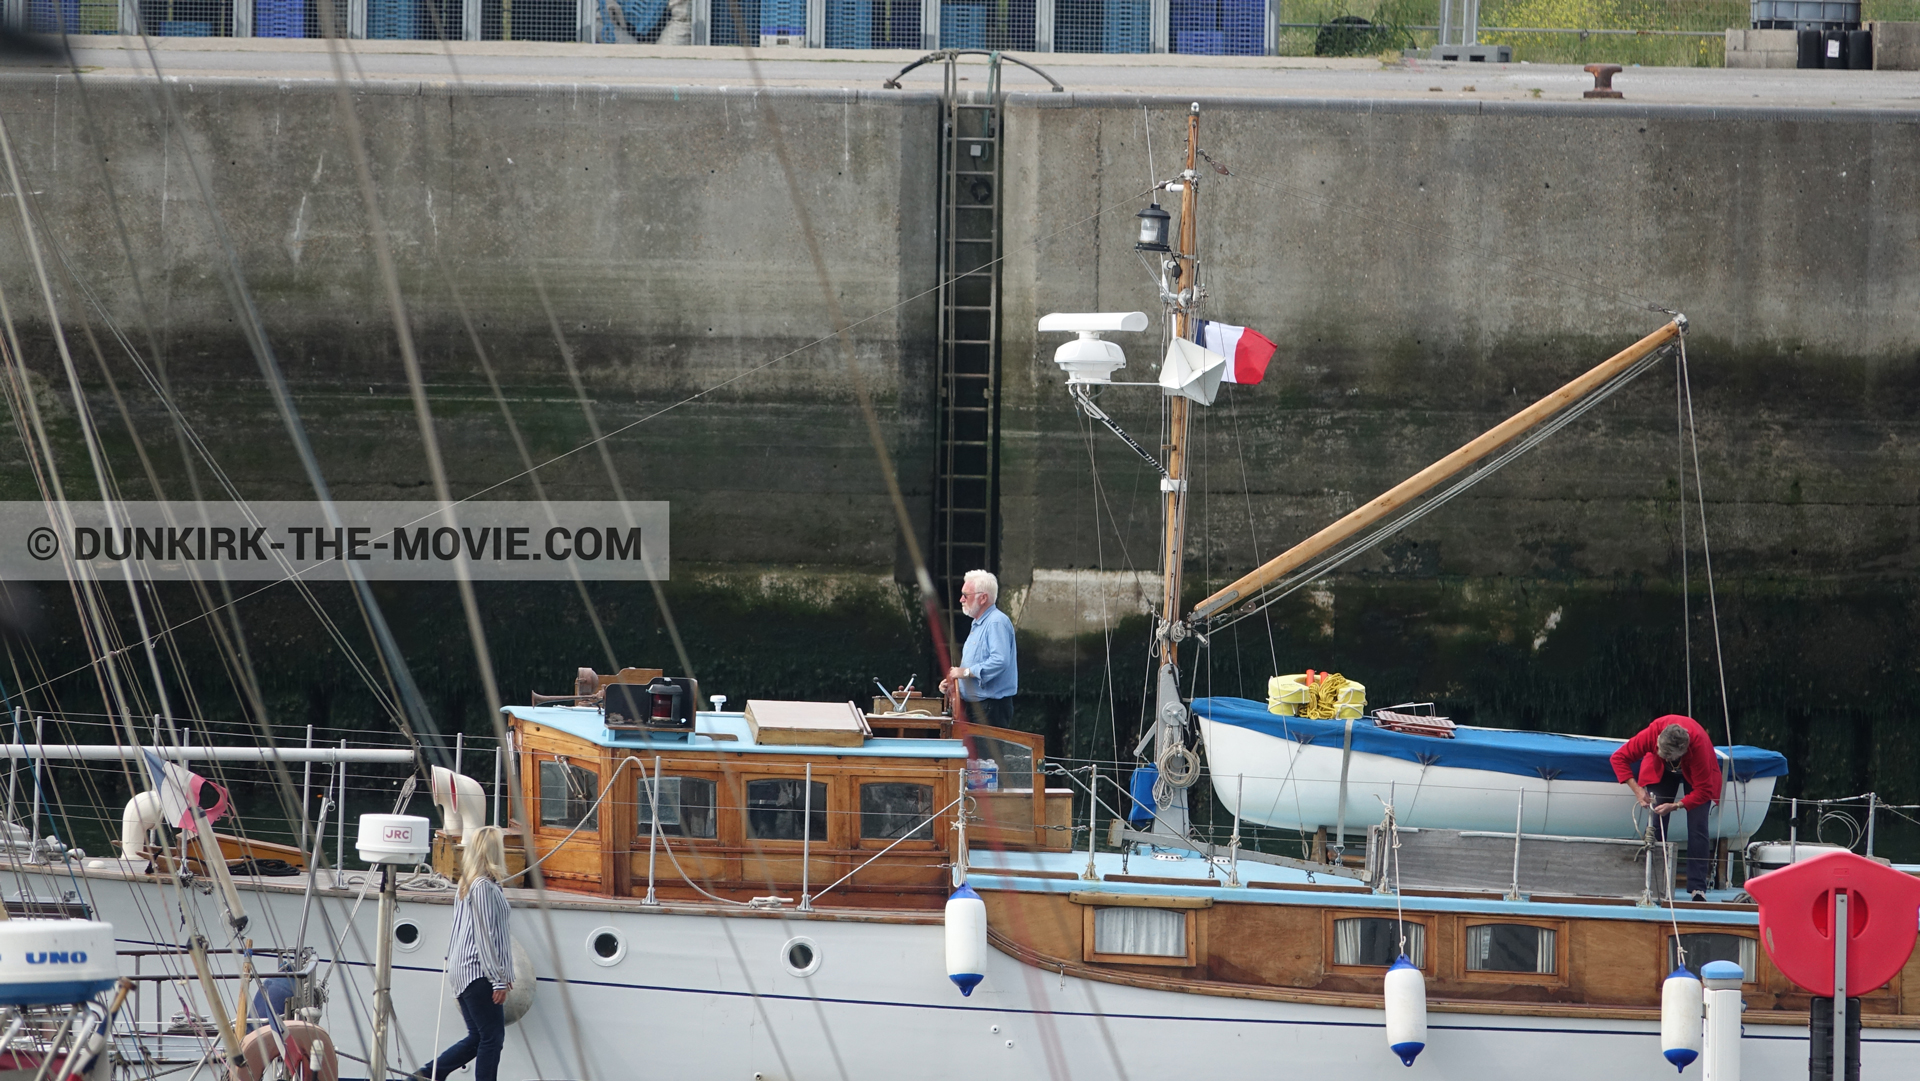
[
  {"xmin": 1798, "ymin": 28, "xmax": 1825, "ymax": 68},
  {"xmin": 1809, "ymin": 997, "xmax": 1862, "ymax": 1081},
  {"xmin": 1848, "ymin": 29, "xmax": 1872, "ymax": 69},
  {"xmin": 1824, "ymin": 29, "xmax": 1850, "ymax": 69}
]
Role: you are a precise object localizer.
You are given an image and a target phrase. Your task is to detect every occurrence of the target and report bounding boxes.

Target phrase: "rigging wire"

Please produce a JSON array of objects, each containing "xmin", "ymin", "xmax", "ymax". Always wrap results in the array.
[
  {"xmin": 1202, "ymin": 344, "xmax": 1674, "ymax": 636},
  {"xmin": 114, "ymin": 28, "xmax": 450, "ymax": 769},
  {"xmin": 1677, "ymin": 336, "xmax": 1734, "ymax": 748},
  {"xmin": 1675, "ymin": 348, "xmax": 1693, "ymax": 720},
  {"xmin": 29, "ymin": 27, "xmax": 499, "ymax": 1081}
]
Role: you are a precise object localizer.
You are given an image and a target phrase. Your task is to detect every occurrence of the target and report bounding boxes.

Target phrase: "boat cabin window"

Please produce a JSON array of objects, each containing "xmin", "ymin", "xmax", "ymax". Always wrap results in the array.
[
  {"xmin": 963, "ymin": 735, "xmax": 1034, "ymax": 791},
  {"xmin": 1333, "ymin": 917, "xmax": 1426, "ymax": 968},
  {"xmin": 746, "ymin": 779, "xmax": 829, "ymax": 841},
  {"xmin": 1669, "ymin": 933, "xmax": 1756, "ymax": 982},
  {"xmin": 860, "ymin": 782, "xmax": 934, "ymax": 841},
  {"xmin": 1465, "ymin": 924, "xmax": 1557, "ymax": 975},
  {"xmin": 539, "ymin": 759, "xmax": 600, "ymax": 831},
  {"xmin": 637, "ymin": 775, "xmax": 718, "ymax": 839},
  {"xmin": 1092, "ymin": 907, "xmax": 1187, "ymax": 959}
]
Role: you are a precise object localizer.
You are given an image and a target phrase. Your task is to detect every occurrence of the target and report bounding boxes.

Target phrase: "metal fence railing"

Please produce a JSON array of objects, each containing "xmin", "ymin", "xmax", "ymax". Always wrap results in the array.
[{"xmin": 30, "ymin": 0, "xmax": 1920, "ymax": 61}]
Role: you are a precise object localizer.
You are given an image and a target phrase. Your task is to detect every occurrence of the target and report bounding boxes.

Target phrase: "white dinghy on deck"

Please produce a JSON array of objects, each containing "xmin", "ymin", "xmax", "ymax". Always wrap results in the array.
[{"xmin": 1194, "ymin": 697, "xmax": 1787, "ymax": 841}]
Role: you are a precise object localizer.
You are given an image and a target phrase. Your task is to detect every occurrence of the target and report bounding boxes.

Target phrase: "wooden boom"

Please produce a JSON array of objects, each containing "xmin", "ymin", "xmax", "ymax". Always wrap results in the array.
[{"xmin": 1190, "ymin": 318, "xmax": 1683, "ymax": 620}]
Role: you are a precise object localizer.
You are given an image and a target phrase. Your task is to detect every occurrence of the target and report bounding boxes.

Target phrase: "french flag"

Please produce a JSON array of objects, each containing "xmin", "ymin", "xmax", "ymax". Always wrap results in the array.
[
  {"xmin": 142, "ymin": 749, "xmax": 231, "ymax": 834},
  {"xmin": 1196, "ymin": 320, "xmax": 1277, "ymax": 385}
]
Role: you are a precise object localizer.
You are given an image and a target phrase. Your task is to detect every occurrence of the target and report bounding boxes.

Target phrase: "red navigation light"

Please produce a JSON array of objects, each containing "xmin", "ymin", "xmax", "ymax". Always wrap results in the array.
[{"xmin": 1744, "ymin": 849, "xmax": 1920, "ymax": 997}]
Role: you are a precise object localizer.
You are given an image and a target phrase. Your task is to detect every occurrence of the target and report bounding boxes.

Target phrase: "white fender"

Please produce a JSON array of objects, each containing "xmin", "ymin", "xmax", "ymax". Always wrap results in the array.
[
  {"xmin": 1661, "ymin": 967, "xmax": 1703, "ymax": 1072},
  {"xmin": 503, "ymin": 937, "xmax": 536, "ymax": 1025},
  {"xmin": 119, "ymin": 789, "xmax": 165, "ymax": 854},
  {"xmin": 430, "ymin": 767, "xmax": 487, "ymax": 840},
  {"xmin": 944, "ymin": 883, "xmax": 987, "ymax": 996},
  {"xmin": 1384, "ymin": 955, "xmax": 1427, "ymax": 1066}
]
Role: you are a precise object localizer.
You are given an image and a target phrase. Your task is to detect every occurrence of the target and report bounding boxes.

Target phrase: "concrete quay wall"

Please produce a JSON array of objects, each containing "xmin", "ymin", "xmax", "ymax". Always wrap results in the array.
[
  {"xmin": 0, "ymin": 76, "xmax": 942, "ymax": 570},
  {"xmin": 999, "ymin": 94, "xmax": 1920, "ymax": 594},
  {"xmin": 2, "ymin": 75, "xmax": 1918, "ymax": 803},
  {"xmin": 3, "ymin": 77, "xmax": 1918, "ymax": 592}
]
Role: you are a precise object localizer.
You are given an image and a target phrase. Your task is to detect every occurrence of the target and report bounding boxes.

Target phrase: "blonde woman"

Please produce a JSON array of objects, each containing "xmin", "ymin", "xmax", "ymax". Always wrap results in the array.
[{"xmin": 418, "ymin": 826, "xmax": 513, "ymax": 1081}]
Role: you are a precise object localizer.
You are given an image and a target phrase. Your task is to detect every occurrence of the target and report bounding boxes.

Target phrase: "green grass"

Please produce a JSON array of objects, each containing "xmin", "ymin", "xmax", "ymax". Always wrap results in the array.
[{"xmin": 1275, "ymin": 0, "xmax": 1920, "ymax": 66}]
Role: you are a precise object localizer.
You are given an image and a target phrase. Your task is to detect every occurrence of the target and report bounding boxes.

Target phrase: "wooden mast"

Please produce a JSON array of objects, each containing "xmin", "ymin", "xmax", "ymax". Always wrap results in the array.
[
  {"xmin": 1158, "ymin": 104, "xmax": 1201, "ymax": 667},
  {"xmin": 1149, "ymin": 104, "xmax": 1202, "ymax": 840}
]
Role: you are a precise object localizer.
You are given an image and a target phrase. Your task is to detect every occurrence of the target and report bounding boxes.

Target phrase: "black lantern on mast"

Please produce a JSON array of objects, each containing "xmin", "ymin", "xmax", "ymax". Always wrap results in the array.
[{"xmin": 1134, "ymin": 202, "xmax": 1171, "ymax": 252}]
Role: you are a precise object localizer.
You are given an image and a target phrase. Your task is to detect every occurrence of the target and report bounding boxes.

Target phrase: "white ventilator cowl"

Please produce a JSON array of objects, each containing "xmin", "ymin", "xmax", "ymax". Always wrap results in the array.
[
  {"xmin": 1661, "ymin": 966, "xmax": 1703, "ymax": 1072},
  {"xmin": 431, "ymin": 766, "xmax": 486, "ymax": 839},
  {"xmin": 1384, "ymin": 955, "xmax": 1427, "ymax": 1066},
  {"xmin": 945, "ymin": 883, "xmax": 987, "ymax": 997}
]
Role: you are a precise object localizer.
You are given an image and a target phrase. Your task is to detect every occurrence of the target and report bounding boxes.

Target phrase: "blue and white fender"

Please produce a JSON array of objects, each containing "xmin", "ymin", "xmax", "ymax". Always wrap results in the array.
[
  {"xmin": 1661, "ymin": 966, "xmax": 1703, "ymax": 1072},
  {"xmin": 1384, "ymin": 955, "xmax": 1427, "ymax": 1066},
  {"xmin": 945, "ymin": 883, "xmax": 987, "ymax": 996}
]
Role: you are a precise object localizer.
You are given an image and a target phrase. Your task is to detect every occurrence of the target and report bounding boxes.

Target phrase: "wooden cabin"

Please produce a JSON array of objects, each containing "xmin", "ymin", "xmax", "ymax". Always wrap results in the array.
[
  {"xmin": 976, "ymin": 881, "xmax": 1920, "ymax": 1025},
  {"xmin": 470, "ymin": 669, "xmax": 1071, "ymax": 908}
]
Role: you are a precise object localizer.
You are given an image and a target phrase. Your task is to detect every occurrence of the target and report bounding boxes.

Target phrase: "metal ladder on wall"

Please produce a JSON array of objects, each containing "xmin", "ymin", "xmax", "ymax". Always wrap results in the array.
[
  {"xmin": 881, "ymin": 51, "xmax": 1059, "ymax": 638},
  {"xmin": 933, "ymin": 58, "xmax": 1005, "ymax": 630}
]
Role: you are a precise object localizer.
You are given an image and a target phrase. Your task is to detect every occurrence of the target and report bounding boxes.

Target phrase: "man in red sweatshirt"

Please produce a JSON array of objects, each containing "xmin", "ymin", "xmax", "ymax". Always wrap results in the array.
[{"xmin": 1609, "ymin": 714, "xmax": 1722, "ymax": 900}]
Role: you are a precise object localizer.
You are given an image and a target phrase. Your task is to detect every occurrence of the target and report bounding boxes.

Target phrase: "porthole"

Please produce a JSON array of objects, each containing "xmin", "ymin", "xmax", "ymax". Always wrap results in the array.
[
  {"xmin": 782, "ymin": 936, "xmax": 821, "ymax": 977},
  {"xmin": 587, "ymin": 926, "xmax": 625, "ymax": 967},
  {"xmin": 393, "ymin": 919, "xmax": 422, "ymax": 953}
]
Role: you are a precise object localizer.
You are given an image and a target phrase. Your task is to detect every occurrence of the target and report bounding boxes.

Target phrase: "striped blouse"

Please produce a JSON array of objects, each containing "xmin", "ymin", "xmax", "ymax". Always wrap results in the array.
[{"xmin": 446, "ymin": 876, "xmax": 513, "ymax": 993}]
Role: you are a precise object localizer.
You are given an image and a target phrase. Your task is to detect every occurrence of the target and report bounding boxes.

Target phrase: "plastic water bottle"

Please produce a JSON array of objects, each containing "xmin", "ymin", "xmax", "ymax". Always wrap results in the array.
[{"xmin": 966, "ymin": 757, "xmax": 999, "ymax": 791}]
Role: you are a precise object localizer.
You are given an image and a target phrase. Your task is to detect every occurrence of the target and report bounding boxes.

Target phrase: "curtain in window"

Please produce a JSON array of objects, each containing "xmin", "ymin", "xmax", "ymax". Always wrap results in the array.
[
  {"xmin": 1333, "ymin": 918, "xmax": 1425, "ymax": 967},
  {"xmin": 1093, "ymin": 907, "xmax": 1186, "ymax": 957},
  {"xmin": 1334, "ymin": 917, "xmax": 1361, "ymax": 965},
  {"xmin": 1466, "ymin": 924, "xmax": 1555, "ymax": 974},
  {"xmin": 1670, "ymin": 933, "xmax": 1756, "ymax": 981}
]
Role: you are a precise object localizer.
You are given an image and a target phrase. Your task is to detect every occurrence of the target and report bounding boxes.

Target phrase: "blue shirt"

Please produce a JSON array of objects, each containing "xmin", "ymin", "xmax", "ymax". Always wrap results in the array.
[{"xmin": 960, "ymin": 605, "xmax": 1018, "ymax": 701}]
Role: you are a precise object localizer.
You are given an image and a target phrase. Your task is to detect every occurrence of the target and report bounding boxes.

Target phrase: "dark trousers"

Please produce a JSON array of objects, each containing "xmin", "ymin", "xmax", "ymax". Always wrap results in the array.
[
  {"xmin": 970, "ymin": 696, "xmax": 1014, "ymax": 728},
  {"xmin": 1650, "ymin": 777, "xmax": 1714, "ymax": 893},
  {"xmin": 423, "ymin": 978, "xmax": 504, "ymax": 1081}
]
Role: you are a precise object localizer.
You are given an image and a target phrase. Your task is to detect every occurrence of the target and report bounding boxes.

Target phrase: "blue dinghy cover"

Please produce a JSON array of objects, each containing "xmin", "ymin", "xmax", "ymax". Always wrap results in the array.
[{"xmin": 1192, "ymin": 697, "xmax": 1788, "ymax": 783}]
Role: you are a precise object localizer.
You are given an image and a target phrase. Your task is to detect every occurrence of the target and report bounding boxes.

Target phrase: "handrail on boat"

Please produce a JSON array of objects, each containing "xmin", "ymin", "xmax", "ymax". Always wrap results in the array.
[{"xmin": 0, "ymin": 743, "xmax": 414, "ymax": 763}]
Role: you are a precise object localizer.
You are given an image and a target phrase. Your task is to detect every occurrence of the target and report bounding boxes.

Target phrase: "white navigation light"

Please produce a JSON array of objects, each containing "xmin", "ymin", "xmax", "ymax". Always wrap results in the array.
[
  {"xmin": 1159, "ymin": 337, "xmax": 1227, "ymax": 405},
  {"xmin": 1134, "ymin": 202, "xmax": 1172, "ymax": 252},
  {"xmin": 1038, "ymin": 311, "xmax": 1149, "ymax": 385}
]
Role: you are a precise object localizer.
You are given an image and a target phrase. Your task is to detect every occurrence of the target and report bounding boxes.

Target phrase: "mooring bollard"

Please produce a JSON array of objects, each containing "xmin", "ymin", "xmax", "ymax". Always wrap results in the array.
[
  {"xmin": 1701, "ymin": 960, "xmax": 1743, "ymax": 1081},
  {"xmin": 1583, "ymin": 64, "xmax": 1625, "ymax": 100}
]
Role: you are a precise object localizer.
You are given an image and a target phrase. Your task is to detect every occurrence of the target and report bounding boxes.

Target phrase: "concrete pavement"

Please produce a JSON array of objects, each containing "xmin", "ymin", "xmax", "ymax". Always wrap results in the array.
[{"xmin": 43, "ymin": 36, "xmax": 1920, "ymax": 110}]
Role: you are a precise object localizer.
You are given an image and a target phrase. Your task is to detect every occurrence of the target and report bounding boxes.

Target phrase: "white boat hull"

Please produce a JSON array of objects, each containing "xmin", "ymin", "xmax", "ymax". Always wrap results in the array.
[
  {"xmin": 39, "ymin": 865, "xmax": 1904, "ymax": 1081},
  {"xmin": 1199, "ymin": 715, "xmax": 1778, "ymax": 841}
]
